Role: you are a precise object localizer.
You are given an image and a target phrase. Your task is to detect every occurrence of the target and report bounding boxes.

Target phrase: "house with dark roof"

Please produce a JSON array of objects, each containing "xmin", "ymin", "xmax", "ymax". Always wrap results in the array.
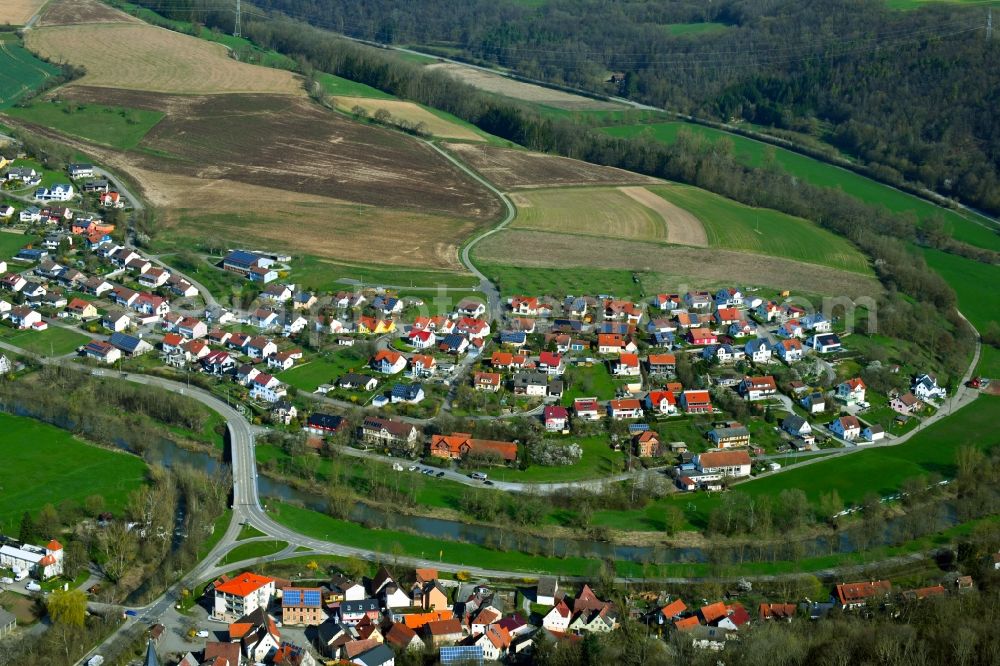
[
  {"xmin": 305, "ymin": 413, "xmax": 347, "ymax": 436},
  {"xmin": 109, "ymin": 332, "xmax": 153, "ymax": 356}
]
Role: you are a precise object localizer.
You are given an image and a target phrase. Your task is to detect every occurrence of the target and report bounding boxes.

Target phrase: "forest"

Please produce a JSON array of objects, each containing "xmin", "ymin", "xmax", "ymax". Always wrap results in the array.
[{"xmin": 142, "ymin": 0, "xmax": 1000, "ymax": 217}]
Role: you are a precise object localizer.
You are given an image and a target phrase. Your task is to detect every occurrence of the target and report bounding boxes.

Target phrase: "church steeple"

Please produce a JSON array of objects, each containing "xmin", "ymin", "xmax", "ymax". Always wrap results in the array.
[{"xmin": 144, "ymin": 639, "xmax": 160, "ymax": 666}]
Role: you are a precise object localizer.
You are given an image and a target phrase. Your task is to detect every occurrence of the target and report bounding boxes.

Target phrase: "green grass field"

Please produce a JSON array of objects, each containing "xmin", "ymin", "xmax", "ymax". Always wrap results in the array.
[
  {"xmin": 4, "ymin": 101, "xmax": 165, "ymax": 150},
  {"xmin": 560, "ymin": 364, "xmax": 619, "ymax": 405},
  {"xmin": 0, "ymin": 324, "xmax": 89, "ymax": 356},
  {"xmin": 278, "ymin": 352, "xmax": 369, "ymax": 393},
  {"xmin": 478, "ymin": 263, "xmax": 645, "ymax": 299},
  {"xmin": 601, "ymin": 122, "xmax": 1000, "ymax": 252},
  {"xmin": 467, "ymin": 435, "xmax": 626, "ymax": 483},
  {"xmin": 0, "ymin": 413, "xmax": 148, "ymax": 530},
  {"xmin": 512, "ymin": 187, "xmax": 668, "ymax": 241},
  {"xmin": 0, "ymin": 40, "xmax": 61, "ymax": 109},
  {"xmin": 218, "ymin": 539, "xmax": 288, "ymax": 566},
  {"xmin": 886, "ymin": 0, "xmax": 1000, "ymax": 8},
  {"xmin": 606, "ymin": 395, "xmax": 1000, "ymax": 531},
  {"xmin": 650, "ymin": 184, "xmax": 872, "ymax": 273},
  {"xmin": 317, "ymin": 72, "xmax": 396, "ymax": 99},
  {"xmin": 0, "ymin": 232, "xmax": 37, "ymax": 261},
  {"xmin": 920, "ymin": 248, "xmax": 1000, "ymax": 377},
  {"xmin": 665, "ymin": 22, "xmax": 732, "ymax": 36}
]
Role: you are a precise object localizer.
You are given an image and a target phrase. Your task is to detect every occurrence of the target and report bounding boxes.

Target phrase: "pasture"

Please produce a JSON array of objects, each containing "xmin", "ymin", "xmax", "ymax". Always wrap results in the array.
[
  {"xmin": 333, "ymin": 96, "xmax": 484, "ymax": 142},
  {"xmin": 665, "ymin": 22, "xmax": 732, "ymax": 36},
  {"xmin": 426, "ymin": 62, "xmax": 624, "ymax": 110},
  {"xmin": 0, "ymin": 324, "xmax": 89, "ymax": 356},
  {"xmin": 444, "ymin": 143, "xmax": 661, "ymax": 190},
  {"xmin": 0, "ymin": 232, "xmax": 37, "ymax": 260},
  {"xmin": 24, "ymin": 24, "xmax": 303, "ymax": 95},
  {"xmin": 0, "ymin": 0, "xmax": 45, "ymax": 25},
  {"xmin": 601, "ymin": 122, "xmax": 1000, "ymax": 252},
  {"xmin": 5, "ymin": 99, "xmax": 164, "ymax": 150},
  {"xmin": 0, "ymin": 39, "xmax": 61, "ymax": 109},
  {"xmin": 477, "ymin": 263, "xmax": 647, "ymax": 300},
  {"xmin": 37, "ymin": 0, "xmax": 141, "ymax": 26},
  {"xmin": 0, "ymin": 413, "xmax": 148, "ymax": 530},
  {"xmin": 650, "ymin": 184, "xmax": 872, "ymax": 273},
  {"xmin": 510, "ymin": 187, "xmax": 670, "ymax": 241},
  {"xmin": 474, "ymin": 229, "xmax": 883, "ymax": 297},
  {"xmin": 318, "ymin": 73, "xmax": 395, "ymax": 99}
]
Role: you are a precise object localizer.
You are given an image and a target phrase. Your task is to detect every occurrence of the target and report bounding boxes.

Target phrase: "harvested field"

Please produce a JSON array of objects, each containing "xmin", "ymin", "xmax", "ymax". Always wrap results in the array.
[
  {"xmin": 445, "ymin": 143, "xmax": 661, "ymax": 190},
  {"xmin": 49, "ymin": 89, "xmax": 500, "ymax": 221},
  {"xmin": 24, "ymin": 24, "xmax": 302, "ymax": 95},
  {"xmin": 619, "ymin": 186, "xmax": 707, "ymax": 246},
  {"xmin": 474, "ymin": 229, "xmax": 883, "ymax": 297},
  {"xmin": 36, "ymin": 0, "xmax": 141, "ymax": 26},
  {"xmin": 427, "ymin": 62, "xmax": 623, "ymax": 110},
  {"xmin": 150, "ymin": 171, "xmax": 475, "ymax": 270},
  {"xmin": 510, "ymin": 187, "xmax": 668, "ymax": 241},
  {"xmin": 333, "ymin": 96, "xmax": 482, "ymax": 141},
  {"xmin": 0, "ymin": 0, "xmax": 46, "ymax": 25}
]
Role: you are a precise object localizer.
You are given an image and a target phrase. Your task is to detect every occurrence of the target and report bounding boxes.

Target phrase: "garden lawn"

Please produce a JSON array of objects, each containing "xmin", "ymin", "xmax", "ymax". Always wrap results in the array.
[
  {"xmin": 4, "ymin": 101, "xmax": 164, "ymax": 150},
  {"xmin": 0, "ymin": 413, "xmax": 148, "ymax": 530},
  {"xmin": 0, "ymin": 232, "xmax": 37, "ymax": 261},
  {"xmin": 466, "ymin": 435, "xmax": 625, "ymax": 483},
  {"xmin": 650, "ymin": 184, "xmax": 871, "ymax": 274},
  {"xmin": 278, "ymin": 352, "xmax": 368, "ymax": 392},
  {"xmin": 560, "ymin": 363, "xmax": 619, "ymax": 405},
  {"xmin": 600, "ymin": 122, "xmax": 1000, "ymax": 252},
  {"xmin": 218, "ymin": 539, "xmax": 288, "ymax": 566},
  {"xmin": 0, "ymin": 324, "xmax": 89, "ymax": 356}
]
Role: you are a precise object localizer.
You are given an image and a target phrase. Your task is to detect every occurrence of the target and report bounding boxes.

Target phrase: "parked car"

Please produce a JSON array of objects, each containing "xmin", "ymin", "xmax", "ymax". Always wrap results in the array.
[
  {"xmin": 471, "ymin": 472, "xmax": 488, "ymax": 481},
  {"xmin": 0, "ymin": 577, "xmax": 13, "ymax": 585},
  {"xmin": 196, "ymin": 630, "xmax": 210, "ymax": 638},
  {"xmin": 25, "ymin": 581, "xmax": 42, "ymax": 592},
  {"xmin": 436, "ymin": 471, "xmax": 446, "ymax": 477}
]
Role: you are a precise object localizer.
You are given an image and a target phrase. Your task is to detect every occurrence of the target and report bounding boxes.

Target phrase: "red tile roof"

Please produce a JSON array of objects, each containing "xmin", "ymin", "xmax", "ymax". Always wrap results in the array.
[{"xmin": 214, "ymin": 572, "xmax": 275, "ymax": 597}]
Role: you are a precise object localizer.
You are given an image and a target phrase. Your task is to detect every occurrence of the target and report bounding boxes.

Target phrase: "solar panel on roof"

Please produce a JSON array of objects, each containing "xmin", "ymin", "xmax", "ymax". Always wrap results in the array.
[
  {"xmin": 284, "ymin": 590, "xmax": 301, "ymax": 605},
  {"xmin": 628, "ymin": 423, "xmax": 650, "ymax": 433},
  {"xmin": 440, "ymin": 645, "xmax": 484, "ymax": 665},
  {"xmin": 303, "ymin": 590, "xmax": 321, "ymax": 606}
]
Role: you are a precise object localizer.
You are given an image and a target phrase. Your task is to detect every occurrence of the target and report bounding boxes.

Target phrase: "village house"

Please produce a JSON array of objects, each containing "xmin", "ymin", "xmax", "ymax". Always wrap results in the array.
[
  {"xmin": 645, "ymin": 390, "xmax": 678, "ymax": 416},
  {"xmin": 891, "ymin": 391, "xmax": 923, "ymax": 415},
  {"xmin": 0, "ymin": 538, "xmax": 64, "ymax": 579},
  {"xmin": 708, "ymin": 422, "xmax": 750, "ymax": 449},
  {"xmin": 360, "ymin": 416, "xmax": 419, "ymax": 455},
  {"xmin": 830, "ymin": 415, "xmax": 862, "ymax": 441},
  {"xmin": 10, "ymin": 306, "xmax": 41, "ymax": 330},
  {"xmin": 613, "ymin": 353, "xmax": 641, "ymax": 377},
  {"xmin": 863, "ymin": 424, "xmax": 885, "ymax": 442},
  {"xmin": 474, "ymin": 371, "xmax": 502, "ymax": 392},
  {"xmin": 246, "ymin": 336, "xmax": 278, "ymax": 360},
  {"xmin": 681, "ymin": 390, "xmax": 712, "ymax": 414},
  {"xmin": 409, "ymin": 354, "xmax": 436, "ymax": 379},
  {"xmin": 66, "ymin": 298, "xmax": 98, "ymax": 319},
  {"xmin": 305, "ymin": 413, "xmax": 347, "ymax": 437},
  {"xmin": 688, "ymin": 327, "xmax": 717, "ymax": 346},
  {"xmin": 695, "ymin": 450, "xmax": 752, "ymax": 478},
  {"xmin": 912, "ymin": 373, "xmax": 947, "ymax": 401},
  {"xmin": 390, "ymin": 383, "xmax": 424, "ymax": 404},
  {"xmin": 775, "ymin": 338, "xmax": 804, "ymax": 363},
  {"xmin": 407, "ymin": 328, "xmax": 436, "ymax": 350},
  {"xmin": 573, "ymin": 397, "xmax": 602, "ymax": 420},
  {"xmin": 634, "ymin": 431, "xmax": 662, "ymax": 457},
  {"xmin": 608, "ymin": 398, "xmax": 643, "ymax": 420},
  {"xmin": 544, "ymin": 405, "xmax": 569, "ymax": 432},
  {"xmin": 213, "ymin": 572, "xmax": 276, "ymax": 622},
  {"xmin": 282, "ymin": 588, "xmax": 327, "ymax": 626},
  {"xmin": 429, "ymin": 433, "xmax": 518, "ymax": 464},
  {"xmin": 201, "ymin": 348, "xmax": 234, "ymax": 375},
  {"xmin": 834, "ymin": 580, "xmax": 892, "ymax": 610},
  {"xmin": 512, "ymin": 371, "xmax": 548, "ymax": 397},
  {"xmin": 740, "ymin": 375, "xmax": 778, "ymax": 401},
  {"xmin": 647, "ymin": 353, "xmax": 676, "ymax": 375},
  {"xmin": 110, "ymin": 332, "xmax": 153, "ymax": 357},
  {"xmin": 250, "ymin": 373, "xmax": 287, "ymax": 403},
  {"xmin": 837, "ymin": 377, "xmax": 867, "ymax": 404}
]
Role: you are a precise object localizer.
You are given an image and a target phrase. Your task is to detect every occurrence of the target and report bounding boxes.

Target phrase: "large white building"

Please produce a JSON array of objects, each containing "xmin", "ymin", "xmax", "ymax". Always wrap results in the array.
[
  {"xmin": 0, "ymin": 538, "xmax": 64, "ymax": 579},
  {"xmin": 212, "ymin": 572, "xmax": 276, "ymax": 622}
]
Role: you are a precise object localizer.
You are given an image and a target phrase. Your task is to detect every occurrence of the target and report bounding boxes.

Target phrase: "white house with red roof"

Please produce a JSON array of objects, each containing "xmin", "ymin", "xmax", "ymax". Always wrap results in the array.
[
  {"xmin": 573, "ymin": 397, "xmax": 601, "ymax": 421},
  {"xmin": 407, "ymin": 329, "xmax": 436, "ymax": 350},
  {"xmin": 212, "ymin": 572, "xmax": 276, "ymax": 622},
  {"xmin": 177, "ymin": 317, "xmax": 207, "ymax": 340},
  {"xmin": 613, "ymin": 353, "xmax": 641, "ymax": 377},
  {"xmin": 542, "ymin": 600, "xmax": 572, "ymax": 632},
  {"xmin": 250, "ymin": 373, "xmax": 286, "ymax": 403},
  {"xmin": 608, "ymin": 398, "xmax": 643, "ymax": 420},
  {"xmin": 740, "ymin": 375, "xmax": 777, "ymax": 401},
  {"xmin": 645, "ymin": 390, "xmax": 678, "ymax": 416},
  {"xmin": 837, "ymin": 377, "xmax": 867, "ymax": 405},
  {"xmin": 456, "ymin": 317, "xmax": 490, "ymax": 339},
  {"xmin": 544, "ymin": 405, "xmax": 569, "ymax": 432},
  {"xmin": 0, "ymin": 539, "xmax": 63, "ymax": 579},
  {"xmin": 537, "ymin": 351, "xmax": 564, "ymax": 376},
  {"xmin": 680, "ymin": 390, "xmax": 712, "ymax": 414}
]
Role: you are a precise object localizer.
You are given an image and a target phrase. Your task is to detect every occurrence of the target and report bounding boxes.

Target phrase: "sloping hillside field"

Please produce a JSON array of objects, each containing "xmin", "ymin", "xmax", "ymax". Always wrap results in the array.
[
  {"xmin": 25, "ymin": 23, "xmax": 302, "ymax": 95},
  {"xmin": 10, "ymin": 86, "xmax": 500, "ymax": 269}
]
